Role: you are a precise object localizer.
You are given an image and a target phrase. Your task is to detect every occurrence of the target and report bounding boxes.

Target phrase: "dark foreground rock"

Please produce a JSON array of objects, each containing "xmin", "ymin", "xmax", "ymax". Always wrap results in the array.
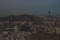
[{"xmin": 26, "ymin": 32, "xmax": 60, "ymax": 40}]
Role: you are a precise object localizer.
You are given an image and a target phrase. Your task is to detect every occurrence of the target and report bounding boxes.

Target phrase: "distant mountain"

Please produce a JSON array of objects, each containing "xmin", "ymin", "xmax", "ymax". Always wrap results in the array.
[
  {"xmin": 20, "ymin": 14, "xmax": 35, "ymax": 21},
  {"xmin": 0, "ymin": 14, "xmax": 43, "ymax": 25},
  {"xmin": 0, "ymin": 14, "xmax": 37, "ymax": 22},
  {"xmin": 2, "ymin": 15, "xmax": 17, "ymax": 22}
]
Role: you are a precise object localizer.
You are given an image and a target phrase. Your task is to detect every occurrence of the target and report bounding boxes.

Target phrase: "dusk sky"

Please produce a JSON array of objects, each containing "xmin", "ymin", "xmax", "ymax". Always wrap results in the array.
[{"xmin": 0, "ymin": 0, "xmax": 60, "ymax": 16}]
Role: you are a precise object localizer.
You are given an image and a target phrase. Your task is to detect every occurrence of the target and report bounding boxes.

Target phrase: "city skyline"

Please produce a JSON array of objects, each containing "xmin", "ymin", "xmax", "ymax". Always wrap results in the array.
[{"xmin": 0, "ymin": 0, "xmax": 60, "ymax": 16}]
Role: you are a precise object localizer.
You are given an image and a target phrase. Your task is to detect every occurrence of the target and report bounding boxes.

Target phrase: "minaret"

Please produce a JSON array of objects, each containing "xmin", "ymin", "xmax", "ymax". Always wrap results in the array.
[
  {"xmin": 47, "ymin": 9, "xmax": 52, "ymax": 18},
  {"xmin": 48, "ymin": 9, "xmax": 51, "ymax": 16}
]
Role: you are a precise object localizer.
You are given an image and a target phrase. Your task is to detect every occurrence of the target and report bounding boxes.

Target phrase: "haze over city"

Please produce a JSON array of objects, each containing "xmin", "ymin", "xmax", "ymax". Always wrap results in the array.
[
  {"xmin": 0, "ymin": 0, "xmax": 60, "ymax": 16},
  {"xmin": 0, "ymin": 0, "xmax": 60, "ymax": 40}
]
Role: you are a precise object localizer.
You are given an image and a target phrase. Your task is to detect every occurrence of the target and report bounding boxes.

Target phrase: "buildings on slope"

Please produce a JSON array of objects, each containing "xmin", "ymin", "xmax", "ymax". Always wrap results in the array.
[
  {"xmin": 0, "ymin": 9, "xmax": 60, "ymax": 40},
  {"xmin": 41, "ymin": 9, "xmax": 60, "ymax": 34}
]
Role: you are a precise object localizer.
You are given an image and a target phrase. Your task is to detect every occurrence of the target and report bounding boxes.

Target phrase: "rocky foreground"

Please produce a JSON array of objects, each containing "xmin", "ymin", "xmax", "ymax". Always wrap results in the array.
[{"xmin": 27, "ymin": 31, "xmax": 60, "ymax": 40}]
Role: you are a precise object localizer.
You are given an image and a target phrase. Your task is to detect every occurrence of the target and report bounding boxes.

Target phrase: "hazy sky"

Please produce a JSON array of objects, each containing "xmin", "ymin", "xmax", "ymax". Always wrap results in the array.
[{"xmin": 0, "ymin": 0, "xmax": 60, "ymax": 16}]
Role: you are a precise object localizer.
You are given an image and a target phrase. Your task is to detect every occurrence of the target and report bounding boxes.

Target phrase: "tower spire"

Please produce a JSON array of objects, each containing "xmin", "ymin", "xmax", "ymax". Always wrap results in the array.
[
  {"xmin": 47, "ymin": 9, "xmax": 52, "ymax": 18},
  {"xmin": 48, "ymin": 9, "xmax": 51, "ymax": 16}
]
